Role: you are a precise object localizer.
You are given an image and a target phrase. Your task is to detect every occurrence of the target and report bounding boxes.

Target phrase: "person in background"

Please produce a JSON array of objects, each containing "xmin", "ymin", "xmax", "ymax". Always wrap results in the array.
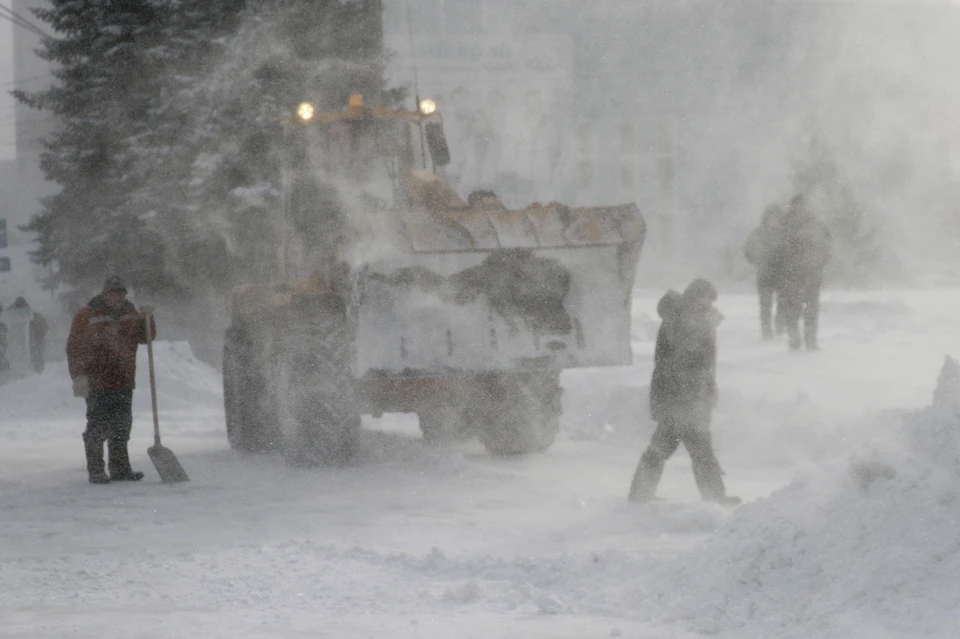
[
  {"xmin": 2, "ymin": 297, "xmax": 36, "ymax": 379},
  {"xmin": 628, "ymin": 278, "xmax": 740, "ymax": 506},
  {"xmin": 744, "ymin": 204, "xmax": 785, "ymax": 340},
  {"xmin": 66, "ymin": 276, "xmax": 156, "ymax": 484},
  {"xmin": 7, "ymin": 297, "xmax": 48, "ymax": 374},
  {"xmin": 29, "ymin": 304, "xmax": 48, "ymax": 374},
  {"xmin": 770, "ymin": 194, "xmax": 832, "ymax": 351}
]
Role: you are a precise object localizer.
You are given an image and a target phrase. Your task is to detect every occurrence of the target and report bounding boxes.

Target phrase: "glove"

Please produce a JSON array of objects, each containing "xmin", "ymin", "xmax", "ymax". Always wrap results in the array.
[
  {"xmin": 139, "ymin": 304, "xmax": 156, "ymax": 316},
  {"xmin": 72, "ymin": 376, "xmax": 90, "ymax": 398}
]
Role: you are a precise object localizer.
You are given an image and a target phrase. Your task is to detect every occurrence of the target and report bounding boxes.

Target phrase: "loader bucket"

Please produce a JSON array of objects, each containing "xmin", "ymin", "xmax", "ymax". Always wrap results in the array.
[{"xmin": 353, "ymin": 202, "xmax": 645, "ymax": 377}]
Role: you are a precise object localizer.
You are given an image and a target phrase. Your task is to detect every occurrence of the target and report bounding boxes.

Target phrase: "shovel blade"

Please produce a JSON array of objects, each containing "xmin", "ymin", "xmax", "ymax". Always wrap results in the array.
[{"xmin": 148, "ymin": 444, "xmax": 189, "ymax": 484}]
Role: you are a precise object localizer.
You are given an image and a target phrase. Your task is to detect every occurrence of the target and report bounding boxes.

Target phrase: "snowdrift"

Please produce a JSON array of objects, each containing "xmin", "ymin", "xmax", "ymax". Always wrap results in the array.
[
  {"xmin": 630, "ymin": 356, "xmax": 960, "ymax": 638},
  {"xmin": 0, "ymin": 341, "xmax": 224, "ymax": 442},
  {"xmin": 560, "ymin": 363, "xmax": 902, "ymax": 470}
]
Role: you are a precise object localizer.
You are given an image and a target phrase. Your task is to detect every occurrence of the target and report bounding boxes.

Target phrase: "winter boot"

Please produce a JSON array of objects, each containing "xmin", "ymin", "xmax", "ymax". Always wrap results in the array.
[
  {"xmin": 688, "ymin": 435, "xmax": 730, "ymax": 503},
  {"xmin": 761, "ymin": 323, "xmax": 774, "ymax": 341},
  {"xmin": 108, "ymin": 439, "xmax": 145, "ymax": 482},
  {"xmin": 787, "ymin": 327, "xmax": 802, "ymax": 352},
  {"xmin": 628, "ymin": 450, "xmax": 666, "ymax": 503},
  {"xmin": 83, "ymin": 435, "xmax": 109, "ymax": 485},
  {"xmin": 760, "ymin": 307, "xmax": 773, "ymax": 340}
]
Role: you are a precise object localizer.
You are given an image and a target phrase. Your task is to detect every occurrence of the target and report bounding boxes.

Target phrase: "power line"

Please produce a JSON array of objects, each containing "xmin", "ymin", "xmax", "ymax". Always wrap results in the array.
[
  {"xmin": 0, "ymin": 6, "xmax": 49, "ymax": 39},
  {"xmin": 0, "ymin": 13, "xmax": 44, "ymax": 39},
  {"xmin": 0, "ymin": 4, "xmax": 50, "ymax": 38},
  {"xmin": 0, "ymin": 74, "xmax": 55, "ymax": 87}
]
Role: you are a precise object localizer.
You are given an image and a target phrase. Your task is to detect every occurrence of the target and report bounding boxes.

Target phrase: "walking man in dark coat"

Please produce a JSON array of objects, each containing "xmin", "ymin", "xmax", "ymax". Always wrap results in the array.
[
  {"xmin": 628, "ymin": 279, "xmax": 739, "ymax": 505},
  {"xmin": 67, "ymin": 277, "xmax": 156, "ymax": 484},
  {"xmin": 771, "ymin": 194, "xmax": 832, "ymax": 351},
  {"xmin": 745, "ymin": 204, "xmax": 784, "ymax": 340}
]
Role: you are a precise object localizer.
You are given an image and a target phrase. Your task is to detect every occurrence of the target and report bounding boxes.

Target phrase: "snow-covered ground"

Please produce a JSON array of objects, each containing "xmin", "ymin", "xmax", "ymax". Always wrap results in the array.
[{"xmin": 2, "ymin": 287, "xmax": 959, "ymax": 638}]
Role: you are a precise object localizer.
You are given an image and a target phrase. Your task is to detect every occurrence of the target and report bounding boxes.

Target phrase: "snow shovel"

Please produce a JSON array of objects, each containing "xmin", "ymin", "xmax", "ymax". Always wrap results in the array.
[{"xmin": 143, "ymin": 311, "xmax": 189, "ymax": 484}]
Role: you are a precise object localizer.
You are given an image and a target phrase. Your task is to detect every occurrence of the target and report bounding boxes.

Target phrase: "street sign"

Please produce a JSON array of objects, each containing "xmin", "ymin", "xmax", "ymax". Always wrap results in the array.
[
  {"xmin": 0, "ymin": 257, "xmax": 10, "ymax": 273},
  {"xmin": 0, "ymin": 219, "xmax": 6, "ymax": 249}
]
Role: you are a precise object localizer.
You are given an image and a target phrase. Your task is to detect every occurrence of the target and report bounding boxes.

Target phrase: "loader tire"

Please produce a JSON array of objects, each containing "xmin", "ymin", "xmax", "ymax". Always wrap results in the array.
[
  {"xmin": 272, "ymin": 296, "xmax": 360, "ymax": 466},
  {"xmin": 418, "ymin": 404, "xmax": 473, "ymax": 444},
  {"xmin": 475, "ymin": 372, "xmax": 562, "ymax": 456},
  {"xmin": 223, "ymin": 327, "xmax": 276, "ymax": 453}
]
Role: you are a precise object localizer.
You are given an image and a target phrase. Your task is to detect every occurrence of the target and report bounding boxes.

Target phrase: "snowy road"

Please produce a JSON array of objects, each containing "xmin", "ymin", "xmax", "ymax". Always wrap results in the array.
[{"xmin": 2, "ymin": 288, "xmax": 959, "ymax": 638}]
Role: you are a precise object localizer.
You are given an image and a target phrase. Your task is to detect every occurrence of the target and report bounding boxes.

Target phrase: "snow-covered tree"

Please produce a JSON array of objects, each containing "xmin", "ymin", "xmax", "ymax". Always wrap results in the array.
[
  {"xmin": 16, "ymin": 0, "xmax": 388, "ymax": 298},
  {"xmin": 15, "ymin": 0, "xmax": 178, "ymax": 293},
  {"xmin": 181, "ymin": 0, "xmax": 391, "ymax": 287}
]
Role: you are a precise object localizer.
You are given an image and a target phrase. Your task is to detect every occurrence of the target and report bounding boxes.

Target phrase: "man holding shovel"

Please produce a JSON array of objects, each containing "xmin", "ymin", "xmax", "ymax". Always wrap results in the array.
[{"xmin": 67, "ymin": 276, "xmax": 156, "ymax": 484}]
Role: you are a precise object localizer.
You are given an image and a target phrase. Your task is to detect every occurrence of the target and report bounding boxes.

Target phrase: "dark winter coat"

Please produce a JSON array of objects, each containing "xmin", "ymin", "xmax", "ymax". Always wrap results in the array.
[
  {"xmin": 12, "ymin": 298, "xmax": 48, "ymax": 374},
  {"xmin": 29, "ymin": 313, "xmax": 48, "ymax": 373},
  {"xmin": 66, "ymin": 295, "xmax": 156, "ymax": 391},
  {"xmin": 771, "ymin": 211, "xmax": 832, "ymax": 287},
  {"xmin": 745, "ymin": 225, "xmax": 782, "ymax": 284},
  {"xmin": 649, "ymin": 290, "xmax": 720, "ymax": 425}
]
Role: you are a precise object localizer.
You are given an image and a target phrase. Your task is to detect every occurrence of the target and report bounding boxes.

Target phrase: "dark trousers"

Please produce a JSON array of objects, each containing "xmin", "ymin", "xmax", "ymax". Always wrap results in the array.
[
  {"xmin": 779, "ymin": 277, "xmax": 821, "ymax": 350},
  {"xmin": 629, "ymin": 417, "xmax": 726, "ymax": 501},
  {"xmin": 83, "ymin": 389, "xmax": 135, "ymax": 478},
  {"xmin": 757, "ymin": 275, "xmax": 779, "ymax": 339}
]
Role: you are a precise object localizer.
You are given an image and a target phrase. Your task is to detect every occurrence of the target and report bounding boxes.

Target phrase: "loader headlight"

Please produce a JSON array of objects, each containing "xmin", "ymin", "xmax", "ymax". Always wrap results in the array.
[
  {"xmin": 296, "ymin": 102, "xmax": 316, "ymax": 122},
  {"xmin": 418, "ymin": 98, "xmax": 437, "ymax": 115}
]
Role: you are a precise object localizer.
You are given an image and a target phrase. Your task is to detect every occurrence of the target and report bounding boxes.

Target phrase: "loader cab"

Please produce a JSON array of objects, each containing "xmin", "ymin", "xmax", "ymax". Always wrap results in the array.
[{"xmin": 289, "ymin": 95, "xmax": 451, "ymax": 209}]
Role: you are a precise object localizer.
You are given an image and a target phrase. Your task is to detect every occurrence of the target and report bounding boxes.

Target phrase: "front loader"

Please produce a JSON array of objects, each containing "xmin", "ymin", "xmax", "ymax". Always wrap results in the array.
[{"xmin": 222, "ymin": 94, "xmax": 646, "ymax": 465}]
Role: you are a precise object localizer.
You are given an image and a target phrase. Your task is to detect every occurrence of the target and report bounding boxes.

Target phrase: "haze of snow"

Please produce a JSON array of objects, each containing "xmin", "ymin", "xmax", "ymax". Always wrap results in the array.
[{"xmin": 1, "ymin": 288, "xmax": 959, "ymax": 638}]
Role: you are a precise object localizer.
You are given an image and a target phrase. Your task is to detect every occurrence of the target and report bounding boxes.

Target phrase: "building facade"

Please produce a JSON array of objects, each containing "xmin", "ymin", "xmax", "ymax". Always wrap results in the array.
[{"xmin": 5, "ymin": 0, "xmax": 55, "ymax": 302}]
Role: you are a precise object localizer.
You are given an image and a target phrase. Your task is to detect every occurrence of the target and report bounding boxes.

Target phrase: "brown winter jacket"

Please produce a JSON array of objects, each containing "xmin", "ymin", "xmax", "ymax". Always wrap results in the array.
[{"xmin": 66, "ymin": 295, "xmax": 156, "ymax": 391}]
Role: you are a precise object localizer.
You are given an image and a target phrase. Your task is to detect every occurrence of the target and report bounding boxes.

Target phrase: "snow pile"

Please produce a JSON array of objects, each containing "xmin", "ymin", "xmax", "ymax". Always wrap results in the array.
[
  {"xmin": 137, "ymin": 341, "xmax": 224, "ymax": 413},
  {"xmin": 634, "ymin": 356, "xmax": 960, "ymax": 638},
  {"xmin": 0, "ymin": 341, "xmax": 224, "ymax": 441},
  {"xmin": 714, "ymin": 391, "xmax": 905, "ymax": 469}
]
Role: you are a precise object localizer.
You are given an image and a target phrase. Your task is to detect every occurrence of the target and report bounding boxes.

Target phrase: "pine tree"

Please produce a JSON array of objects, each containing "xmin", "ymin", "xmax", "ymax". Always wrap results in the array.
[
  {"xmin": 181, "ymin": 0, "xmax": 389, "ymax": 287},
  {"xmin": 119, "ymin": 0, "xmax": 247, "ymax": 295},
  {"xmin": 17, "ymin": 0, "xmax": 387, "ymax": 297},
  {"xmin": 16, "ymin": 0, "xmax": 178, "ymax": 293}
]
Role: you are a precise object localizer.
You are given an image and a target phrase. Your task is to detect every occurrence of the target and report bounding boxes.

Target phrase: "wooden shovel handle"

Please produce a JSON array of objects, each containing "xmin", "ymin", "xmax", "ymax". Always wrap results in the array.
[{"xmin": 144, "ymin": 313, "xmax": 161, "ymax": 447}]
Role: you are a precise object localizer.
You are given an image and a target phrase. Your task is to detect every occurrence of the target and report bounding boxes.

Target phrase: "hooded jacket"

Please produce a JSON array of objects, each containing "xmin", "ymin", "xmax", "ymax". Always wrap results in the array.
[
  {"xmin": 771, "ymin": 209, "xmax": 832, "ymax": 286},
  {"xmin": 66, "ymin": 294, "xmax": 156, "ymax": 391},
  {"xmin": 649, "ymin": 289, "xmax": 721, "ymax": 424}
]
